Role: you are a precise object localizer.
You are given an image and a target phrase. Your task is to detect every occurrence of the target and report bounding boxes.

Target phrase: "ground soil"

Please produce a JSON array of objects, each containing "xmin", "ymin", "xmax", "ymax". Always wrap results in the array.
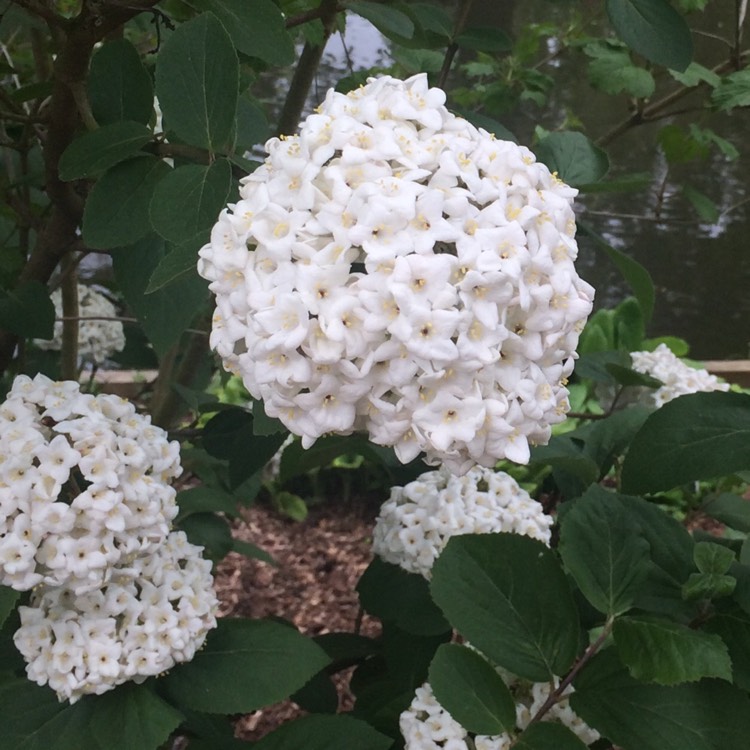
[{"xmin": 213, "ymin": 499, "xmax": 381, "ymax": 741}]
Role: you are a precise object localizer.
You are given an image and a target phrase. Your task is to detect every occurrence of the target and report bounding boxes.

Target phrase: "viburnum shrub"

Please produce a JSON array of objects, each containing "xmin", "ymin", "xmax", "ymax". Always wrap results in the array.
[
  {"xmin": 198, "ymin": 74, "xmax": 594, "ymax": 473},
  {"xmin": 3, "ymin": 1, "xmax": 750, "ymax": 748}
]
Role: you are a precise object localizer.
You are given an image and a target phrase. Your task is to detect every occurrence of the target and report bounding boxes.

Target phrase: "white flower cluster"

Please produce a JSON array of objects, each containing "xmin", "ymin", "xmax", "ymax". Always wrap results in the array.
[
  {"xmin": 0, "ymin": 374, "xmax": 180, "ymax": 593},
  {"xmin": 36, "ymin": 284, "xmax": 125, "ymax": 364},
  {"xmin": 14, "ymin": 530, "xmax": 217, "ymax": 703},
  {"xmin": 372, "ymin": 466, "xmax": 552, "ymax": 578},
  {"xmin": 401, "ymin": 678, "xmax": 599, "ymax": 749},
  {"xmin": 198, "ymin": 73, "xmax": 594, "ymax": 474},
  {"xmin": 630, "ymin": 343, "xmax": 729, "ymax": 408}
]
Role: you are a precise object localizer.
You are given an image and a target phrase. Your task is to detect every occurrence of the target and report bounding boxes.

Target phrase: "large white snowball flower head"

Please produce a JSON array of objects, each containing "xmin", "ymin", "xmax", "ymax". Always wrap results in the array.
[
  {"xmin": 198, "ymin": 74, "xmax": 594, "ymax": 474},
  {"xmin": 630, "ymin": 343, "xmax": 729, "ymax": 408},
  {"xmin": 400, "ymin": 676, "xmax": 599, "ymax": 749},
  {"xmin": 35, "ymin": 284, "xmax": 125, "ymax": 364},
  {"xmin": 14, "ymin": 530, "xmax": 218, "ymax": 703},
  {"xmin": 372, "ymin": 466, "xmax": 552, "ymax": 579},
  {"xmin": 0, "ymin": 374, "xmax": 180, "ymax": 593}
]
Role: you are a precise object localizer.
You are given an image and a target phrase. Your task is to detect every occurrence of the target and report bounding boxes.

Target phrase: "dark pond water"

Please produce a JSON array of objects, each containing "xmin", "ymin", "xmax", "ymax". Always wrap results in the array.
[{"xmin": 276, "ymin": 1, "xmax": 750, "ymax": 359}]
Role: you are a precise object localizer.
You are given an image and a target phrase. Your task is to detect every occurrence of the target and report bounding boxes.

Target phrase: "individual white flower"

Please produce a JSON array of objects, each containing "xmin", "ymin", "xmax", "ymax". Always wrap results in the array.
[
  {"xmin": 630, "ymin": 343, "xmax": 729, "ymax": 407},
  {"xmin": 0, "ymin": 374, "xmax": 180, "ymax": 592},
  {"xmin": 198, "ymin": 74, "xmax": 594, "ymax": 474},
  {"xmin": 14, "ymin": 531, "xmax": 218, "ymax": 703},
  {"xmin": 35, "ymin": 284, "xmax": 125, "ymax": 364},
  {"xmin": 372, "ymin": 466, "xmax": 552, "ymax": 579}
]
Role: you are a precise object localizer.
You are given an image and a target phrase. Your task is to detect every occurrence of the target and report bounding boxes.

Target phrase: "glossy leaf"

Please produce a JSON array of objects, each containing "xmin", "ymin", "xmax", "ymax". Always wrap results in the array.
[
  {"xmin": 559, "ymin": 485, "xmax": 651, "ymax": 615},
  {"xmin": 162, "ymin": 618, "xmax": 330, "ymax": 713},
  {"xmin": 155, "ymin": 13, "xmax": 238, "ymax": 151},
  {"xmin": 621, "ymin": 391, "xmax": 750, "ymax": 494},
  {"xmin": 572, "ymin": 648, "xmax": 750, "ymax": 750},
  {"xmin": 191, "ymin": 0, "xmax": 294, "ymax": 65},
  {"xmin": 252, "ymin": 714, "xmax": 392, "ymax": 750},
  {"xmin": 0, "ymin": 280, "xmax": 54, "ymax": 339},
  {"xmin": 535, "ymin": 131, "xmax": 609, "ymax": 186},
  {"xmin": 606, "ymin": 0, "xmax": 693, "ymax": 71},
  {"xmin": 431, "ymin": 533, "xmax": 580, "ymax": 681},
  {"xmin": 59, "ymin": 122, "xmax": 152, "ymax": 181},
  {"xmin": 348, "ymin": 1, "xmax": 414, "ymax": 39},
  {"xmin": 614, "ymin": 616, "xmax": 732, "ymax": 684},
  {"xmin": 88, "ymin": 39, "xmax": 153, "ymax": 125},
  {"xmin": 178, "ymin": 512, "xmax": 233, "ymax": 561},
  {"xmin": 429, "ymin": 644, "xmax": 515, "ymax": 735},
  {"xmin": 83, "ymin": 157, "xmax": 170, "ymax": 249}
]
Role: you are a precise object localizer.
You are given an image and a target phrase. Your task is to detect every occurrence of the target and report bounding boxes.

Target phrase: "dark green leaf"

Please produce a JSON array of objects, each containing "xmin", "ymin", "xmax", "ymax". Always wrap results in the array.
[
  {"xmin": 621, "ymin": 391, "xmax": 750, "ymax": 494},
  {"xmin": 191, "ymin": 0, "xmax": 295, "ymax": 66},
  {"xmin": 572, "ymin": 648, "xmax": 750, "ymax": 750},
  {"xmin": 451, "ymin": 108, "xmax": 517, "ymax": 142},
  {"xmin": 90, "ymin": 683, "xmax": 184, "ymax": 750},
  {"xmin": 111, "ymin": 234, "xmax": 208, "ymax": 356},
  {"xmin": 155, "ymin": 13, "xmax": 239, "ymax": 151},
  {"xmin": 0, "ymin": 280, "xmax": 54, "ymax": 338},
  {"xmin": 59, "ymin": 122, "xmax": 152, "ymax": 181},
  {"xmin": 586, "ymin": 43, "xmax": 655, "ymax": 98},
  {"xmin": 348, "ymin": 1, "xmax": 414, "ymax": 39},
  {"xmin": 559, "ymin": 485, "xmax": 651, "ymax": 615},
  {"xmin": 83, "ymin": 157, "xmax": 170, "ymax": 249},
  {"xmin": 291, "ymin": 672, "xmax": 339, "ymax": 714},
  {"xmin": 234, "ymin": 96, "xmax": 270, "ymax": 151},
  {"xmin": 529, "ymin": 437, "xmax": 600, "ymax": 485},
  {"xmin": 455, "ymin": 27, "xmax": 513, "ymax": 52},
  {"xmin": 534, "ymin": 131, "xmax": 609, "ymax": 187},
  {"xmin": 514, "ymin": 722, "xmax": 589, "ymax": 750},
  {"xmin": 683, "ymin": 185, "xmax": 719, "ymax": 223},
  {"xmin": 150, "ymin": 159, "xmax": 232, "ymax": 244},
  {"xmin": 606, "ymin": 0, "xmax": 693, "ymax": 71},
  {"xmin": 712, "ymin": 69, "xmax": 750, "ymax": 111},
  {"xmin": 605, "ymin": 363, "xmax": 662, "ymax": 388},
  {"xmin": 429, "ymin": 644, "xmax": 515, "ymax": 735},
  {"xmin": 251, "ymin": 399, "xmax": 288, "ymax": 436},
  {"xmin": 314, "ymin": 633, "xmax": 379, "ymax": 666},
  {"xmin": 430, "ymin": 533, "xmax": 580, "ymax": 681},
  {"xmin": 178, "ymin": 512, "xmax": 233, "ymax": 561},
  {"xmin": 658, "ymin": 124, "xmax": 708, "ymax": 164},
  {"xmin": 357, "ymin": 558, "xmax": 451, "ymax": 637},
  {"xmin": 145, "ymin": 235, "xmax": 206, "ymax": 293},
  {"xmin": 231, "ymin": 539, "xmax": 276, "ymax": 566},
  {"xmin": 163, "ymin": 618, "xmax": 330, "ymax": 713},
  {"xmin": 694, "ymin": 541, "xmax": 735, "ymax": 575},
  {"xmin": 176, "ymin": 486, "xmax": 240, "ymax": 520},
  {"xmin": 704, "ymin": 603, "xmax": 750, "ymax": 691},
  {"xmin": 0, "ymin": 587, "xmax": 19, "ymax": 629},
  {"xmin": 252, "ymin": 714, "xmax": 392, "ymax": 750},
  {"xmin": 682, "ymin": 571, "xmax": 736, "ymax": 601},
  {"xmin": 614, "ymin": 616, "xmax": 732, "ymax": 684},
  {"xmin": 702, "ymin": 493, "xmax": 750, "ymax": 533},
  {"xmin": 579, "ymin": 222, "xmax": 655, "ymax": 324},
  {"xmin": 88, "ymin": 39, "xmax": 153, "ymax": 125}
]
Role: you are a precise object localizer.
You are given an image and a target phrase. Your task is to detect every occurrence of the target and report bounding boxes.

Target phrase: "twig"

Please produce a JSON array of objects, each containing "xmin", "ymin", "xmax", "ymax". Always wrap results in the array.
[
  {"xmin": 437, "ymin": 0, "xmax": 476, "ymax": 89},
  {"xmin": 59, "ymin": 255, "xmax": 79, "ymax": 380}
]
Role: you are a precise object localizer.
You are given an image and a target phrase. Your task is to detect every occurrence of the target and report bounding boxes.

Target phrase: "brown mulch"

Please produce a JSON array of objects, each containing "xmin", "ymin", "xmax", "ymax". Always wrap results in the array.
[{"xmin": 213, "ymin": 499, "xmax": 381, "ymax": 741}]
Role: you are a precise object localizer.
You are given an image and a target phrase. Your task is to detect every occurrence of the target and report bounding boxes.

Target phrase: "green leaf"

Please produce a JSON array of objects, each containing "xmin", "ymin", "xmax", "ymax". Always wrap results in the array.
[
  {"xmin": 430, "ymin": 533, "xmax": 580, "ymax": 681},
  {"xmin": 559, "ymin": 485, "xmax": 651, "ymax": 616},
  {"xmin": 572, "ymin": 648, "xmax": 750, "ymax": 750},
  {"xmin": 682, "ymin": 571, "xmax": 736, "ymax": 601},
  {"xmin": 683, "ymin": 184, "xmax": 719, "ymax": 223},
  {"xmin": 455, "ymin": 27, "xmax": 513, "ymax": 52},
  {"xmin": 357, "ymin": 558, "xmax": 451, "ymax": 637},
  {"xmin": 0, "ymin": 587, "xmax": 19, "ymax": 629},
  {"xmin": 534, "ymin": 131, "xmax": 609, "ymax": 187},
  {"xmin": 702, "ymin": 493, "xmax": 750, "ymax": 533},
  {"xmin": 88, "ymin": 39, "xmax": 153, "ymax": 125},
  {"xmin": 90, "ymin": 683, "xmax": 184, "ymax": 750},
  {"xmin": 0, "ymin": 280, "xmax": 54, "ymax": 338},
  {"xmin": 605, "ymin": 363, "xmax": 662, "ymax": 388},
  {"xmin": 513, "ymin": 722, "xmax": 589, "ymax": 750},
  {"xmin": 83, "ymin": 157, "xmax": 170, "ymax": 250},
  {"xmin": 428, "ymin": 644, "xmax": 515, "ymax": 735},
  {"xmin": 59, "ymin": 122, "xmax": 152, "ymax": 181},
  {"xmin": 712, "ymin": 69, "xmax": 750, "ymax": 111},
  {"xmin": 704, "ymin": 603, "xmax": 750, "ymax": 691},
  {"xmin": 150, "ymin": 159, "xmax": 232, "ymax": 244},
  {"xmin": 111, "ymin": 234, "xmax": 208, "ymax": 356},
  {"xmin": 252, "ymin": 714, "xmax": 392, "ymax": 750},
  {"xmin": 231, "ymin": 539, "xmax": 276, "ymax": 566},
  {"xmin": 614, "ymin": 616, "xmax": 732, "ymax": 684},
  {"xmin": 235, "ymin": 96, "xmax": 270, "ymax": 151},
  {"xmin": 348, "ymin": 1, "xmax": 414, "ymax": 39},
  {"xmin": 694, "ymin": 541, "xmax": 735, "ymax": 575},
  {"xmin": 191, "ymin": 0, "xmax": 295, "ymax": 66},
  {"xmin": 578, "ymin": 221, "xmax": 655, "ymax": 323},
  {"xmin": 162, "ymin": 618, "xmax": 330, "ymax": 713},
  {"xmin": 178, "ymin": 512, "xmax": 233, "ymax": 561},
  {"xmin": 658, "ymin": 124, "xmax": 708, "ymax": 164},
  {"xmin": 586, "ymin": 44, "xmax": 655, "ymax": 98},
  {"xmin": 621, "ymin": 391, "xmax": 750, "ymax": 494},
  {"xmin": 529, "ymin": 437, "xmax": 600, "ymax": 486},
  {"xmin": 606, "ymin": 0, "xmax": 693, "ymax": 71},
  {"xmin": 145, "ymin": 236, "xmax": 207, "ymax": 293},
  {"xmin": 670, "ymin": 62, "xmax": 721, "ymax": 87},
  {"xmin": 251, "ymin": 398, "xmax": 288, "ymax": 436},
  {"xmin": 176, "ymin": 486, "xmax": 239, "ymax": 520},
  {"xmin": 155, "ymin": 13, "xmax": 239, "ymax": 151}
]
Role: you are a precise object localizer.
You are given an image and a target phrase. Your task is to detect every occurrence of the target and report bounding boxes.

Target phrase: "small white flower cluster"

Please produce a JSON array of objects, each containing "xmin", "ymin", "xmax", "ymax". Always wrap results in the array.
[
  {"xmin": 198, "ymin": 73, "xmax": 594, "ymax": 474},
  {"xmin": 630, "ymin": 343, "xmax": 729, "ymax": 408},
  {"xmin": 372, "ymin": 466, "xmax": 552, "ymax": 578},
  {"xmin": 14, "ymin": 530, "xmax": 217, "ymax": 703},
  {"xmin": 400, "ymin": 677, "xmax": 599, "ymax": 749},
  {"xmin": 36, "ymin": 284, "xmax": 125, "ymax": 364},
  {"xmin": 0, "ymin": 374, "xmax": 180, "ymax": 593}
]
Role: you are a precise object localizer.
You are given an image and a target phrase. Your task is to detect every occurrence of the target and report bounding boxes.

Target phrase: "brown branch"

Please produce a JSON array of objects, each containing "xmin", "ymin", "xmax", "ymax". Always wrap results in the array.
[
  {"xmin": 437, "ymin": 0, "xmax": 476, "ymax": 90},
  {"xmin": 59, "ymin": 256, "xmax": 79, "ymax": 380},
  {"xmin": 285, "ymin": 3, "xmax": 344, "ymax": 29}
]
